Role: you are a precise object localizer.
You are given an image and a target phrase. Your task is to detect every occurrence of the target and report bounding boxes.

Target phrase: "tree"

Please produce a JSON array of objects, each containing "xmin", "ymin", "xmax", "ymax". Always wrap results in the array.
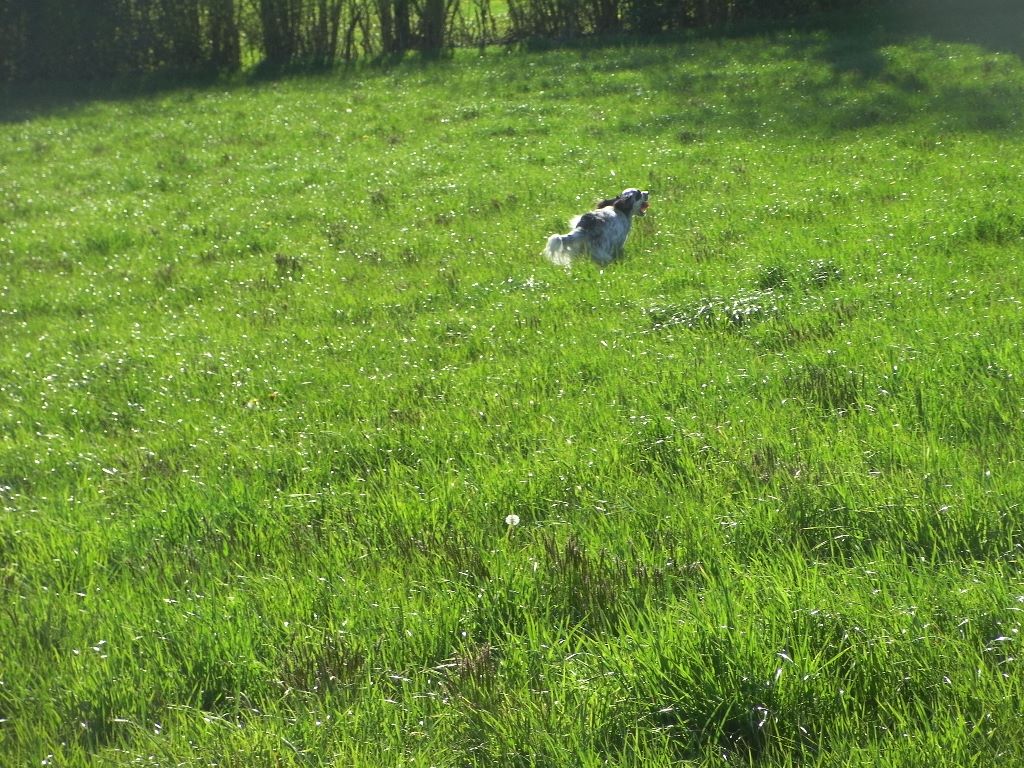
[
  {"xmin": 209, "ymin": 0, "xmax": 241, "ymax": 72},
  {"xmin": 258, "ymin": 0, "xmax": 301, "ymax": 66}
]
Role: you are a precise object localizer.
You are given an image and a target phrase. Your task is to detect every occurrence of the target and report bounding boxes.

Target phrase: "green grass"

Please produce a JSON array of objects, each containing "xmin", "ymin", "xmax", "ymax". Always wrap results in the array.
[{"xmin": 2, "ymin": 8, "xmax": 1024, "ymax": 767}]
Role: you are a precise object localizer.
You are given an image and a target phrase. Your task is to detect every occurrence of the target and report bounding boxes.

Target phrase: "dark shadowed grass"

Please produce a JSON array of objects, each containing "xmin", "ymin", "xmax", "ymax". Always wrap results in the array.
[{"xmin": 2, "ymin": 3, "xmax": 1024, "ymax": 766}]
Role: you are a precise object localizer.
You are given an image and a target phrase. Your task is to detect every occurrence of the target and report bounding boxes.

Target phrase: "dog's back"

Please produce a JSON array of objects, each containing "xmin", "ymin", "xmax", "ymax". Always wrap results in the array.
[{"xmin": 544, "ymin": 207, "xmax": 613, "ymax": 264}]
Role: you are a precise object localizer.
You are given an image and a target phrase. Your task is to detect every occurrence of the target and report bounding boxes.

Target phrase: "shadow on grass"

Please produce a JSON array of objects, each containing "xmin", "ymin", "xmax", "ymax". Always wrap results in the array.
[
  {"xmin": 791, "ymin": 0, "xmax": 1021, "ymax": 77},
  {"xmin": 884, "ymin": 0, "xmax": 1023, "ymax": 58},
  {"xmin": 0, "ymin": 69, "xmax": 233, "ymax": 124},
  {"xmin": 805, "ymin": 0, "xmax": 1023, "ymax": 134},
  {"xmin": 0, "ymin": 59, "xmax": 361, "ymax": 124},
  {"xmin": 630, "ymin": 0, "xmax": 1023, "ymax": 138},
  {"xmin": 0, "ymin": 46, "xmax": 460, "ymax": 124}
]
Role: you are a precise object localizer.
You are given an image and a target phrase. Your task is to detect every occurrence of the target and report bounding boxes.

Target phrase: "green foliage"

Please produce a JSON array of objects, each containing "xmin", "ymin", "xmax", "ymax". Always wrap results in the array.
[{"xmin": 2, "ymin": 8, "xmax": 1024, "ymax": 766}]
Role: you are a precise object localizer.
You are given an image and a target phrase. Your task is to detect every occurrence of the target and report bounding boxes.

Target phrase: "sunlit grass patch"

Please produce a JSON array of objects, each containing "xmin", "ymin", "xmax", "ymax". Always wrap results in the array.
[{"xmin": 3, "ymin": 7, "xmax": 1024, "ymax": 767}]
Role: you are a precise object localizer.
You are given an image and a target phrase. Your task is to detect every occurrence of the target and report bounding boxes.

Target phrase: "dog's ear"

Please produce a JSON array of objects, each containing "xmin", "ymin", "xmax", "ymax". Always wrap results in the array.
[
  {"xmin": 610, "ymin": 188, "xmax": 643, "ymax": 213},
  {"xmin": 612, "ymin": 195, "xmax": 635, "ymax": 213},
  {"xmin": 597, "ymin": 195, "xmax": 620, "ymax": 209}
]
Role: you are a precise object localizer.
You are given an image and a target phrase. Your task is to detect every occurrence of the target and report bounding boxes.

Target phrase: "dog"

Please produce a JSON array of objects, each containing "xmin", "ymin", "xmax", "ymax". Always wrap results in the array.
[{"xmin": 544, "ymin": 188, "xmax": 650, "ymax": 266}]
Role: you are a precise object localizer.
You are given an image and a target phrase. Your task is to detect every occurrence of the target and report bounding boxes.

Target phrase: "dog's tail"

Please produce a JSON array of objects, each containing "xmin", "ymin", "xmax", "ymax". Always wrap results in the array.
[
  {"xmin": 544, "ymin": 234, "xmax": 569, "ymax": 268},
  {"xmin": 543, "ymin": 233, "xmax": 572, "ymax": 267}
]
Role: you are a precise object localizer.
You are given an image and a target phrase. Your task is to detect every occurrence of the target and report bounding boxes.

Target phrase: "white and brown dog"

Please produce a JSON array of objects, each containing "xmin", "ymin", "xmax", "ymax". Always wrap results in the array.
[{"xmin": 544, "ymin": 188, "xmax": 650, "ymax": 266}]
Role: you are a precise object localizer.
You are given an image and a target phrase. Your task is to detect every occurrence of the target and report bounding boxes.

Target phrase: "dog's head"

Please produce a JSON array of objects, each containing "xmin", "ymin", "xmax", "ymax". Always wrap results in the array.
[{"xmin": 598, "ymin": 188, "xmax": 650, "ymax": 216}]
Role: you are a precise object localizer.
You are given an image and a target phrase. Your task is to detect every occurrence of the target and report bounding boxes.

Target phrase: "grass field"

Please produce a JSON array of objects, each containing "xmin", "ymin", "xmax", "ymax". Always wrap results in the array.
[{"xmin": 2, "ymin": 4, "xmax": 1024, "ymax": 766}]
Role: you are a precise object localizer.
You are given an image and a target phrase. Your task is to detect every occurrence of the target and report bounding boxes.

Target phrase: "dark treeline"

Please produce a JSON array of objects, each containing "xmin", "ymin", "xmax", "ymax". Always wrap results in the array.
[{"xmin": 0, "ymin": 0, "xmax": 868, "ymax": 83}]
